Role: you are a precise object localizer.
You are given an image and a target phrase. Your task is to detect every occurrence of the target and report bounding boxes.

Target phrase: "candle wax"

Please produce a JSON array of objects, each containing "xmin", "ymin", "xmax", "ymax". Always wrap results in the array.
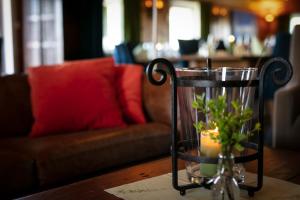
[{"xmin": 200, "ymin": 129, "xmax": 221, "ymax": 177}]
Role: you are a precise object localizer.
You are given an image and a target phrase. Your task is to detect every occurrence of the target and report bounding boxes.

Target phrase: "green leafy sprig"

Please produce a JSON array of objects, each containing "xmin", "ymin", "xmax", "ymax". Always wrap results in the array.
[{"xmin": 192, "ymin": 94, "xmax": 260, "ymax": 155}]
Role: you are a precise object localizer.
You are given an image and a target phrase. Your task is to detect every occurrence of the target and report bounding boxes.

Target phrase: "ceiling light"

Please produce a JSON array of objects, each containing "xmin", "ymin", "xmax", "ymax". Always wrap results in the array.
[
  {"xmin": 265, "ymin": 14, "xmax": 275, "ymax": 22},
  {"xmin": 212, "ymin": 6, "xmax": 220, "ymax": 16},
  {"xmin": 145, "ymin": 0, "xmax": 152, "ymax": 8},
  {"xmin": 144, "ymin": 0, "xmax": 164, "ymax": 9},
  {"xmin": 156, "ymin": 0, "xmax": 164, "ymax": 9}
]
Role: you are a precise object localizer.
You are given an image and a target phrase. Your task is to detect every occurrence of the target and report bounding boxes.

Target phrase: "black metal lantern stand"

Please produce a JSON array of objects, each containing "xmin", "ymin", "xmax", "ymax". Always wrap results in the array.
[{"xmin": 146, "ymin": 57, "xmax": 293, "ymax": 197}]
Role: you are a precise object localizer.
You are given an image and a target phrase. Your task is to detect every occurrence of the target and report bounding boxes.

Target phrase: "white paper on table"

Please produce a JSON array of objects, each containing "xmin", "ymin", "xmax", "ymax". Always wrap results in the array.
[{"xmin": 105, "ymin": 170, "xmax": 300, "ymax": 200}]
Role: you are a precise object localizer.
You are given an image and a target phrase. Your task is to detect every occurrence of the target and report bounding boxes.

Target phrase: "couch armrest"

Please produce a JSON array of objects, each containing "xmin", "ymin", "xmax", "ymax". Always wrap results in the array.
[
  {"xmin": 273, "ymin": 85, "xmax": 300, "ymax": 149},
  {"xmin": 142, "ymin": 75, "xmax": 171, "ymax": 125}
]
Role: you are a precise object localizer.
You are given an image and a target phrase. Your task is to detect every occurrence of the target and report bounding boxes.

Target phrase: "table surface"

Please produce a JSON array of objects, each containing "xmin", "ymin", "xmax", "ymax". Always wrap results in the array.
[{"xmin": 18, "ymin": 147, "xmax": 300, "ymax": 200}]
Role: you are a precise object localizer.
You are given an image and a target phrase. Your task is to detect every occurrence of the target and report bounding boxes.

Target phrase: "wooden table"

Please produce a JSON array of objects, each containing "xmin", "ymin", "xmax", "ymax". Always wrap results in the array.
[{"xmin": 18, "ymin": 147, "xmax": 300, "ymax": 200}]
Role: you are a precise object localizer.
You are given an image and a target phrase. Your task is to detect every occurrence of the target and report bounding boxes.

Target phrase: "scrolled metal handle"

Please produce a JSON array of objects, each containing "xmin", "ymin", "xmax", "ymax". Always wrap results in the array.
[
  {"xmin": 146, "ymin": 58, "xmax": 177, "ymax": 86},
  {"xmin": 258, "ymin": 57, "xmax": 293, "ymax": 155},
  {"xmin": 260, "ymin": 57, "xmax": 293, "ymax": 87}
]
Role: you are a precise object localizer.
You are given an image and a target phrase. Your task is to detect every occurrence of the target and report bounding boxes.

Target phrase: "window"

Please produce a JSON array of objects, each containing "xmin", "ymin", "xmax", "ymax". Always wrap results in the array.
[
  {"xmin": 210, "ymin": 15, "xmax": 231, "ymax": 41},
  {"xmin": 1, "ymin": 0, "xmax": 15, "ymax": 74},
  {"xmin": 102, "ymin": 0, "xmax": 124, "ymax": 54},
  {"xmin": 169, "ymin": 0, "xmax": 201, "ymax": 50},
  {"xmin": 290, "ymin": 14, "xmax": 300, "ymax": 34},
  {"xmin": 1, "ymin": 0, "xmax": 64, "ymax": 72},
  {"xmin": 23, "ymin": 0, "xmax": 64, "ymax": 67}
]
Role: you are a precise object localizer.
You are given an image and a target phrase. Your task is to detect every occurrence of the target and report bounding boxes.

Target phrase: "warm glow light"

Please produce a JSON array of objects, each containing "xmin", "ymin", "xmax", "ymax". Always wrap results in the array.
[
  {"xmin": 249, "ymin": 0, "xmax": 284, "ymax": 18},
  {"xmin": 145, "ymin": 0, "xmax": 152, "ymax": 8},
  {"xmin": 212, "ymin": 6, "xmax": 228, "ymax": 16},
  {"xmin": 200, "ymin": 128, "xmax": 220, "ymax": 157},
  {"xmin": 219, "ymin": 8, "xmax": 228, "ymax": 16},
  {"xmin": 200, "ymin": 127, "xmax": 220, "ymax": 177},
  {"xmin": 145, "ymin": 0, "xmax": 164, "ymax": 9},
  {"xmin": 157, "ymin": 0, "xmax": 164, "ymax": 9},
  {"xmin": 212, "ymin": 6, "xmax": 220, "ymax": 16},
  {"xmin": 265, "ymin": 14, "xmax": 275, "ymax": 22},
  {"xmin": 228, "ymin": 34, "xmax": 235, "ymax": 43}
]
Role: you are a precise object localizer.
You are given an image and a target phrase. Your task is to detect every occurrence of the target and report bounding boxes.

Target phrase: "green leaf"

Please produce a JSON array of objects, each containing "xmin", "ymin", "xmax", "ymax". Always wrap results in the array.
[
  {"xmin": 231, "ymin": 100, "xmax": 240, "ymax": 112},
  {"xmin": 194, "ymin": 121, "xmax": 204, "ymax": 133},
  {"xmin": 254, "ymin": 122, "xmax": 261, "ymax": 131},
  {"xmin": 192, "ymin": 101, "xmax": 199, "ymax": 109},
  {"xmin": 234, "ymin": 143, "xmax": 245, "ymax": 152},
  {"xmin": 191, "ymin": 93, "xmax": 258, "ymax": 153}
]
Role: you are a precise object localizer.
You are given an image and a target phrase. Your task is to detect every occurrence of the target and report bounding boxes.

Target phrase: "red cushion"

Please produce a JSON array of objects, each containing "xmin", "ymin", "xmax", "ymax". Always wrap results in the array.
[
  {"xmin": 28, "ymin": 58, "xmax": 126, "ymax": 137},
  {"xmin": 115, "ymin": 65, "xmax": 146, "ymax": 124}
]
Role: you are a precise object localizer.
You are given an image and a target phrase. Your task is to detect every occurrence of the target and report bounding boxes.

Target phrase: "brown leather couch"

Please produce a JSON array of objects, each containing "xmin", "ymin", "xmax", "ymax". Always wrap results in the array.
[{"xmin": 0, "ymin": 74, "xmax": 172, "ymax": 199}]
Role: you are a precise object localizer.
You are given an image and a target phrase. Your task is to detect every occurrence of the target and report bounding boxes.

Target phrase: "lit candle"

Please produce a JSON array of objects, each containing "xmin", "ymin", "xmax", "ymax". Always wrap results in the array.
[{"xmin": 200, "ymin": 128, "xmax": 221, "ymax": 177}]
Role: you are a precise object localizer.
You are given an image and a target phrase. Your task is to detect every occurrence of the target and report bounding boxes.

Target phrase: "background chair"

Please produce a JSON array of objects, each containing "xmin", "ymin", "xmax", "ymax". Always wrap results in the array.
[
  {"xmin": 178, "ymin": 39, "xmax": 200, "ymax": 68},
  {"xmin": 113, "ymin": 42, "xmax": 136, "ymax": 64},
  {"xmin": 263, "ymin": 32, "xmax": 291, "ymax": 145},
  {"xmin": 178, "ymin": 39, "xmax": 200, "ymax": 55},
  {"xmin": 273, "ymin": 25, "xmax": 300, "ymax": 149}
]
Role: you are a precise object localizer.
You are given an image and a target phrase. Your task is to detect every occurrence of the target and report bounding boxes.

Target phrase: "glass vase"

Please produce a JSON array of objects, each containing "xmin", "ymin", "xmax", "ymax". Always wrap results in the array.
[
  {"xmin": 212, "ymin": 153, "xmax": 240, "ymax": 200},
  {"xmin": 176, "ymin": 67, "xmax": 257, "ymax": 183}
]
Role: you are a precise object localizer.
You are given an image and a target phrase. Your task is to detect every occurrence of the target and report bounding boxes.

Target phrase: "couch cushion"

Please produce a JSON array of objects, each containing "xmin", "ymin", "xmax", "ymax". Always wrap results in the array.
[
  {"xmin": 28, "ymin": 57, "xmax": 126, "ymax": 137},
  {"xmin": 143, "ymin": 76, "xmax": 171, "ymax": 125},
  {"xmin": 0, "ymin": 151, "xmax": 36, "ymax": 199},
  {"xmin": 115, "ymin": 65, "xmax": 146, "ymax": 124},
  {"xmin": 0, "ymin": 75, "xmax": 33, "ymax": 137},
  {"xmin": 0, "ymin": 123, "xmax": 171, "ymax": 187}
]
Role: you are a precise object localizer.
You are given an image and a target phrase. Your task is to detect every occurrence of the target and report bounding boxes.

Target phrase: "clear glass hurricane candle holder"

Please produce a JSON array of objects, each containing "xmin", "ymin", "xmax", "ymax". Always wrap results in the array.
[{"xmin": 176, "ymin": 67, "xmax": 258, "ymax": 184}]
